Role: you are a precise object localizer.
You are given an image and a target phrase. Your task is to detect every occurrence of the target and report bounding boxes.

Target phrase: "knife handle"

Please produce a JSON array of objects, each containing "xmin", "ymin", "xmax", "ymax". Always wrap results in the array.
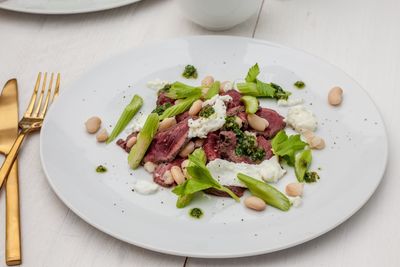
[{"xmin": 6, "ymin": 160, "xmax": 21, "ymax": 266}]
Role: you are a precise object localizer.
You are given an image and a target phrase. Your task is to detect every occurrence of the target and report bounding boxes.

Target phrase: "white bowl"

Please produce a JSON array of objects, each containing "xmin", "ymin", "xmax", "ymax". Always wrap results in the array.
[{"xmin": 176, "ymin": 0, "xmax": 262, "ymax": 31}]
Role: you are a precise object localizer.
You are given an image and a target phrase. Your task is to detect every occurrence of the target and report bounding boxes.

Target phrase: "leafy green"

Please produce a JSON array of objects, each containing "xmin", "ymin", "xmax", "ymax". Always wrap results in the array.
[
  {"xmin": 237, "ymin": 63, "xmax": 291, "ymax": 101},
  {"xmin": 128, "ymin": 113, "xmax": 159, "ymax": 169},
  {"xmin": 304, "ymin": 171, "xmax": 320, "ymax": 183},
  {"xmin": 245, "ymin": 63, "xmax": 260, "ymax": 82},
  {"xmin": 106, "ymin": 95, "xmax": 143, "ymax": 143},
  {"xmin": 165, "ymin": 82, "xmax": 202, "ymax": 99},
  {"xmin": 182, "ymin": 65, "xmax": 198, "ymax": 79},
  {"xmin": 172, "ymin": 148, "xmax": 240, "ymax": 208},
  {"xmin": 159, "ymin": 95, "xmax": 199, "ymax": 120},
  {"xmin": 176, "ymin": 194, "xmax": 196, "ymax": 208},
  {"xmin": 204, "ymin": 81, "xmax": 220, "ymax": 99},
  {"xmin": 241, "ymin": 95, "xmax": 259, "ymax": 114},
  {"xmin": 295, "ymin": 149, "xmax": 312, "ymax": 182},
  {"xmin": 271, "ymin": 130, "xmax": 307, "ymax": 166},
  {"xmin": 237, "ymin": 173, "xmax": 290, "ymax": 211}
]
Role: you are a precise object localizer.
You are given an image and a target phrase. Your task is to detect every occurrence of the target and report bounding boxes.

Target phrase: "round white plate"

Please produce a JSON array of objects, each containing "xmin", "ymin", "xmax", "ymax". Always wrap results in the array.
[
  {"xmin": 40, "ymin": 36, "xmax": 388, "ymax": 258},
  {"xmin": 0, "ymin": 0, "xmax": 141, "ymax": 15}
]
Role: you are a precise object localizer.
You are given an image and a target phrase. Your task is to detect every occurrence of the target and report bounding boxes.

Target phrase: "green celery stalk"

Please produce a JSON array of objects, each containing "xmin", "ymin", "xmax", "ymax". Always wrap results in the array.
[
  {"xmin": 128, "ymin": 113, "xmax": 159, "ymax": 169},
  {"xmin": 295, "ymin": 149, "xmax": 312, "ymax": 182},
  {"xmin": 237, "ymin": 173, "xmax": 290, "ymax": 211},
  {"xmin": 106, "ymin": 95, "xmax": 143, "ymax": 144},
  {"xmin": 204, "ymin": 81, "xmax": 220, "ymax": 99},
  {"xmin": 176, "ymin": 194, "xmax": 195, "ymax": 208},
  {"xmin": 241, "ymin": 95, "xmax": 259, "ymax": 114},
  {"xmin": 159, "ymin": 95, "xmax": 199, "ymax": 120},
  {"xmin": 166, "ymin": 82, "xmax": 202, "ymax": 99}
]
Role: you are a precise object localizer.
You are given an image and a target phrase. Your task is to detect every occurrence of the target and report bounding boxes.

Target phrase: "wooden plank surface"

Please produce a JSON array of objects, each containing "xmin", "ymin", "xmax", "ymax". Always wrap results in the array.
[{"xmin": 0, "ymin": 0, "xmax": 399, "ymax": 266}]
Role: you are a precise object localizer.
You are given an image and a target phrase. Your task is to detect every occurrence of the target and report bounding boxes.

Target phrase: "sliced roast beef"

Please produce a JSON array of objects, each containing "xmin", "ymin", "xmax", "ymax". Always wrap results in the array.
[
  {"xmin": 257, "ymin": 135, "xmax": 273, "ymax": 160},
  {"xmin": 116, "ymin": 132, "xmax": 138, "ymax": 153},
  {"xmin": 222, "ymin": 89, "xmax": 242, "ymax": 109},
  {"xmin": 253, "ymin": 108, "xmax": 286, "ymax": 138},
  {"xmin": 203, "ymin": 132, "xmax": 220, "ymax": 161},
  {"xmin": 156, "ymin": 92, "xmax": 174, "ymax": 106},
  {"xmin": 144, "ymin": 118, "xmax": 190, "ymax": 163},
  {"xmin": 153, "ymin": 158, "xmax": 185, "ymax": 187},
  {"xmin": 204, "ymin": 186, "xmax": 246, "ymax": 198},
  {"xmin": 176, "ymin": 111, "xmax": 190, "ymax": 123},
  {"xmin": 219, "ymin": 131, "xmax": 253, "ymax": 164}
]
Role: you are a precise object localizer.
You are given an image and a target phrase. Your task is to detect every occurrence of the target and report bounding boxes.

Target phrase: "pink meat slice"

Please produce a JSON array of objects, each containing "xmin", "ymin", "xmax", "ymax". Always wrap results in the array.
[
  {"xmin": 203, "ymin": 132, "xmax": 220, "ymax": 161},
  {"xmin": 204, "ymin": 186, "xmax": 246, "ymax": 198},
  {"xmin": 144, "ymin": 118, "xmax": 190, "ymax": 164},
  {"xmin": 222, "ymin": 89, "xmax": 243, "ymax": 109},
  {"xmin": 257, "ymin": 135, "xmax": 273, "ymax": 160},
  {"xmin": 253, "ymin": 108, "xmax": 286, "ymax": 138}
]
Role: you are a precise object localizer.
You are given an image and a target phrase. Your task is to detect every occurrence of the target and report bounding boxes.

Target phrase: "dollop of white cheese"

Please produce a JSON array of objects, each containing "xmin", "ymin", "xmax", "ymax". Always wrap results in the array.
[
  {"xmin": 288, "ymin": 196, "xmax": 302, "ymax": 207},
  {"xmin": 188, "ymin": 94, "xmax": 232, "ymax": 138},
  {"xmin": 146, "ymin": 79, "xmax": 169, "ymax": 90},
  {"xmin": 277, "ymin": 98, "xmax": 304, "ymax": 107},
  {"xmin": 286, "ymin": 105, "xmax": 318, "ymax": 132},
  {"xmin": 206, "ymin": 156, "xmax": 286, "ymax": 187},
  {"xmin": 125, "ymin": 114, "xmax": 147, "ymax": 133},
  {"xmin": 132, "ymin": 180, "xmax": 159, "ymax": 195}
]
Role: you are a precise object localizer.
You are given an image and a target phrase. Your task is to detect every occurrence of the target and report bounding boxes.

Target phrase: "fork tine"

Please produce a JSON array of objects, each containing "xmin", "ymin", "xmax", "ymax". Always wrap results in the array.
[
  {"xmin": 24, "ymin": 73, "xmax": 42, "ymax": 117},
  {"xmin": 39, "ymin": 73, "xmax": 54, "ymax": 118},
  {"xmin": 51, "ymin": 73, "xmax": 60, "ymax": 102},
  {"xmin": 32, "ymin": 72, "xmax": 48, "ymax": 117}
]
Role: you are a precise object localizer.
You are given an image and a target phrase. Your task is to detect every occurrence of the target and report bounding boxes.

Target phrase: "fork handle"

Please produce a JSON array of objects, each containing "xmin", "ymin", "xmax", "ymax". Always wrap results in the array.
[{"xmin": 0, "ymin": 133, "xmax": 26, "ymax": 191}]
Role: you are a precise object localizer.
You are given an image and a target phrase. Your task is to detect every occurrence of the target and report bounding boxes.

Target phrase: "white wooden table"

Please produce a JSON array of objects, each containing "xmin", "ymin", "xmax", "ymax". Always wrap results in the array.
[{"xmin": 0, "ymin": 0, "xmax": 399, "ymax": 266}]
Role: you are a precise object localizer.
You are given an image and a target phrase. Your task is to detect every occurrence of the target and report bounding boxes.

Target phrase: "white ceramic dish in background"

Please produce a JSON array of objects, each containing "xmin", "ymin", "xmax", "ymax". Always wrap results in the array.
[
  {"xmin": 40, "ymin": 36, "xmax": 387, "ymax": 258},
  {"xmin": 0, "ymin": 0, "xmax": 141, "ymax": 15},
  {"xmin": 176, "ymin": 0, "xmax": 262, "ymax": 31}
]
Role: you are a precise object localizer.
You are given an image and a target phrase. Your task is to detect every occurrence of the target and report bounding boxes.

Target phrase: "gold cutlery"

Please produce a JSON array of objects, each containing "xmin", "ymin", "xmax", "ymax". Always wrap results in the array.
[
  {"xmin": 0, "ymin": 72, "xmax": 60, "ymax": 191},
  {"xmin": 0, "ymin": 79, "xmax": 20, "ymax": 266}
]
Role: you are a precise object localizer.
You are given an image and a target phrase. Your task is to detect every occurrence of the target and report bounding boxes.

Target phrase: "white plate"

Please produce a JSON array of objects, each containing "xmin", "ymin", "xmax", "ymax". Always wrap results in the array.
[
  {"xmin": 40, "ymin": 36, "xmax": 388, "ymax": 258},
  {"xmin": 0, "ymin": 0, "xmax": 141, "ymax": 15}
]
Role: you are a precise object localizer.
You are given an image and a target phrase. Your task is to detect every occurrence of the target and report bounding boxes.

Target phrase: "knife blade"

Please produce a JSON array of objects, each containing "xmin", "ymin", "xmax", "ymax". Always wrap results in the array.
[{"xmin": 0, "ymin": 79, "xmax": 21, "ymax": 266}]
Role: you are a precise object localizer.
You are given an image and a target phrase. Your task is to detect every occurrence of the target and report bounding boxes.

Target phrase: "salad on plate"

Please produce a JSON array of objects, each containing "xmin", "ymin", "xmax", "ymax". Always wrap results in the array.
[{"xmin": 85, "ymin": 63, "xmax": 342, "ymax": 215}]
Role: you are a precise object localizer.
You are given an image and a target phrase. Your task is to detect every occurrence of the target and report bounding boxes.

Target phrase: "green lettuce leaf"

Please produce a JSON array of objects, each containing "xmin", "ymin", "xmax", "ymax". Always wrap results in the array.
[{"xmin": 271, "ymin": 130, "xmax": 307, "ymax": 166}]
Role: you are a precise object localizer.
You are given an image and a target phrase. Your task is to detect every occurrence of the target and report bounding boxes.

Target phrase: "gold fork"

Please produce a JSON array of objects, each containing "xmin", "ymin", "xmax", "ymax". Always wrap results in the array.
[{"xmin": 0, "ymin": 73, "xmax": 60, "ymax": 190}]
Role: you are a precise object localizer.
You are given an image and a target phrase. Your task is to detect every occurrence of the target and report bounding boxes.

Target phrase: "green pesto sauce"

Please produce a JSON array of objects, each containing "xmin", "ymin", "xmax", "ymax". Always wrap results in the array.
[
  {"xmin": 152, "ymin": 102, "xmax": 172, "ymax": 115},
  {"xmin": 304, "ymin": 171, "xmax": 320, "ymax": 183},
  {"xmin": 294, "ymin": 81, "xmax": 306, "ymax": 89},
  {"xmin": 199, "ymin": 105, "xmax": 215, "ymax": 118},
  {"xmin": 182, "ymin": 65, "xmax": 198, "ymax": 79},
  {"xmin": 96, "ymin": 165, "xmax": 107, "ymax": 173},
  {"xmin": 189, "ymin": 208, "xmax": 203, "ymax": 219},
  {"xmin": 223, "ymin": 116, "xmax": 265, "ymax": 162}
]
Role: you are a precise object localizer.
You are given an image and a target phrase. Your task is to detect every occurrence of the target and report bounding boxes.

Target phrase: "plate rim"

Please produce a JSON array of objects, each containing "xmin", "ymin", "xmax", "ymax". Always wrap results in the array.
[
  {"xmin": 39, "ymin": 35, "xmax": 389, "ymax": 258},
  {"xmin": 0, "ymin": 0, "xmax": 141, "ymax": 15}
]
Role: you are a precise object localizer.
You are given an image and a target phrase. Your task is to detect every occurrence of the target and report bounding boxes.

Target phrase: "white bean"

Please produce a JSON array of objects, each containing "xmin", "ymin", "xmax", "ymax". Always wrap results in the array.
[
  {"xmin": 126, "ymin": 136, "xmax": 137, "ymax": 149},
  {"xmin": 244, "ymin": 196, "xmax": 266, "ymax": 211},
  {"xmin": 179, "ymin": 141, "xmax": 195, "ymax": 158},
  {"xmin": 96, "ymin": 129, "xmax": 108, "ymax": 142},
  {"xmin": 162, "ymin": 170, "xmax": 175, "ymax": 185},
  {"xmin": 201, "ymin": 76, "xmax": 214, "ymax": 87},
  {"xmin": 159, "ymin": 117, "xmax": 177, "ymax": 131},
  {"xmin": 188, "ymin": 100, "xmax": 203, "ymax": 116},
  {"xmin": 85, "ymin": 116, "xmax": 101, "ymax": 134},
  {"xmin": 194, "ymin": 138, "xmax": 204, "ymax": 148},
  {"xmin": 285, "ymin": 182, "xmax": 304, "ymax": 197},
  {"xmin": 328, "ymin": 86, "xmax": 343, "ymax": 106},
  {"xmin": 247, "ymin": 114, "xmax": 269, "ymax": 132},
  {"xmin": 309, "ymin": 136, "xmax": 326, "ymax": 150},
  {"xmin": 143, "ymin": 162, "xmax": 156, "ymax": 173},
  {"xmin": 171, "ymin": 166, "xmax": 186, "ymax": 185}
]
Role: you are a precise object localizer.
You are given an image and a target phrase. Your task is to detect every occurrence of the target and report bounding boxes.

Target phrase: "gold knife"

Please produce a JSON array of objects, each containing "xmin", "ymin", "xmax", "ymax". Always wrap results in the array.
[{"xmin": 0, "ymin": 79, "xmax": 21, "ymax": 266}]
